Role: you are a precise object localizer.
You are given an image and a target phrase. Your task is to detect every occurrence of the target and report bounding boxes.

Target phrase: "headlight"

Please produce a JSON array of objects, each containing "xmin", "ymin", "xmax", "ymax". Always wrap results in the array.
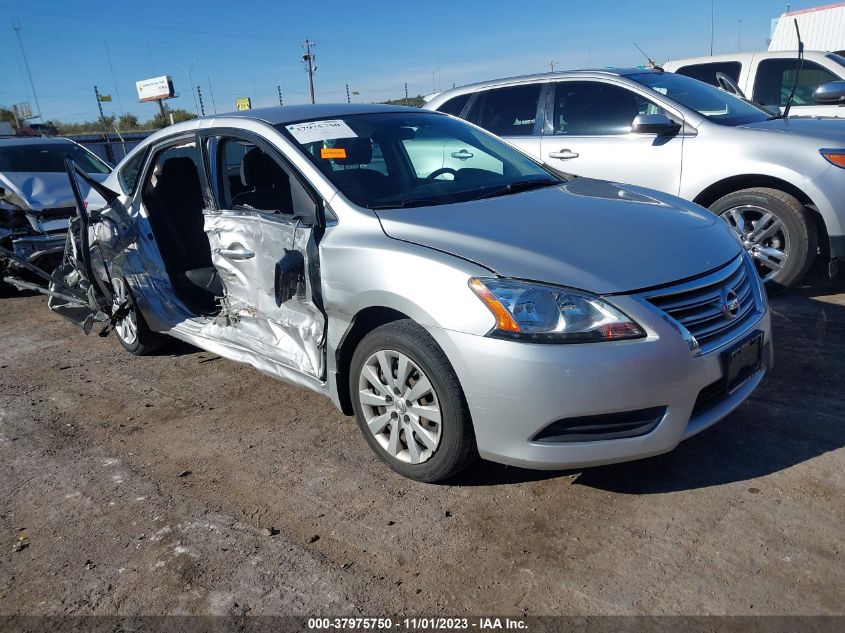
[
  {"xmin": 469, "ymin": 278, "xmax": 645, "ymax": 343},
  {"xmin": 820, "ymin": 149, "xmax": 845, "ymax": 168}
]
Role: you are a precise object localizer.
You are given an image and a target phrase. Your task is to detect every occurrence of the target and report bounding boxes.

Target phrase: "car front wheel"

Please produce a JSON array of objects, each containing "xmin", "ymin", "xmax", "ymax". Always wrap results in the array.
[
  {"xmin": 111, "ymin": 277, "xmax": 167, "ymax": 355},
  {"xmin": 710, "ymin": 187, "xmax": 816, "ymax": 289},
  {"xmin": 349, "ymin": 319, "xmax": 476, "ymax": 483}
]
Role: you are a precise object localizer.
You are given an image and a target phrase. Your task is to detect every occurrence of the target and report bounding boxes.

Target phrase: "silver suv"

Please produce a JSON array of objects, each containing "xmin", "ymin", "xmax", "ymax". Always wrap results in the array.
[
  {"xmin": 424, "ymin": 69, "xmax": 845, "ymax": 288},
  {"xmin": 46, "ymin": 105, "xmax": 770, "ymax": 482}
]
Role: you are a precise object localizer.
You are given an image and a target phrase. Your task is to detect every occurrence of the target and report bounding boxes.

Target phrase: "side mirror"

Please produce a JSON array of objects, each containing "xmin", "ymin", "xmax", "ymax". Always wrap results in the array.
[
  {"xmin": 813, "ymin": 81, "xmax": 845, "ymax": 105},
  {"xmin": 631, "ymin": 113, "xmax": 681, "ymax": 135}
]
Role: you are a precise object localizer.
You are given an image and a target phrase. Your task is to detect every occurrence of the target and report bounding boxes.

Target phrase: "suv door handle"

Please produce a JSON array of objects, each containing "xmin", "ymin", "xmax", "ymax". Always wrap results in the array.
[
  {"xmin": 548, "ymin": 149, "xmax": 579, "ymax": 159},
  {"xmin": 450, "ymin": 149, "xmax": 474, "ymax": 160},
  {"xmin": 218, "ymin": 247, "xmax": 255, "ymax": 260}
]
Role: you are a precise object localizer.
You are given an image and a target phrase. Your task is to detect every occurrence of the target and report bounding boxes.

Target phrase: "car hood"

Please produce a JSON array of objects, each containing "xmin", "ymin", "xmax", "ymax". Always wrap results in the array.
[
  {"xmin": 0, "ymin": 171, "xmax": 108, "ymax": 212},
  {"xmin": 375, "ymin": 179, "xmax": 741, "ymax": 295},
  {"xmin": 739, "ymin": 116, "xmax": 845, "ymax": 143}
]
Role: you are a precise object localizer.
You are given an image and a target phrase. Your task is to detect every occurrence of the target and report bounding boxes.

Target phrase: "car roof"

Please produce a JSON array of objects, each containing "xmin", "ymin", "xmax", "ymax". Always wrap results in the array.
[
  {"xmin": 426, "ymin": 68, "xmax": 658, "ymax": 101},
  {"xmin": 211, "ymin": 103, "xmax": 423, "ymax": 125},
  {"xmin": 0, "ymin": 136, "xmax": 77, "ymax": 148},
  {"xmin": 664, "ymin": 50, "xmax": 830, "ymax": 67}
]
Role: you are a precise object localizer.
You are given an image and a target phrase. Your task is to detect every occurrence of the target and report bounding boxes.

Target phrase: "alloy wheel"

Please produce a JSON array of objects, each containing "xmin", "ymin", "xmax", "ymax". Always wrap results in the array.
[
  {"xmin": 722, "ymin": 204, "xmax": 790, "ymax": 281},
  {"xmin": 357, "ymin": 349, "xmax": 442, "ymax": 464},
  {"xmin": 111, "ymin": 278, "xmax": 139, "ymax": 346}
]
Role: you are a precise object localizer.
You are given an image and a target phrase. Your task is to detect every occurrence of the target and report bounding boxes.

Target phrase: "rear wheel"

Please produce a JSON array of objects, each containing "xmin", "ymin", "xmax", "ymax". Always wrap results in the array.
[
  {"xmin": 111, "ymin": 277, "xmax": 167, "ymax": 355},
  {"xmin": 349, "ymin": 319, "xmax": 476, "ymax": 483},
  {"xmin": 710, "ymin": 187, "xmax": 816, "ymax": 289}
]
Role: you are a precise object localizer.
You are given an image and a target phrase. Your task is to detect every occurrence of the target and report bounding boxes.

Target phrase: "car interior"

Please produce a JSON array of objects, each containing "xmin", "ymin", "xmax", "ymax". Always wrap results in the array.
[{"xmin": 140, "ymin": 144, "xmax": 222, "ymax": 316}]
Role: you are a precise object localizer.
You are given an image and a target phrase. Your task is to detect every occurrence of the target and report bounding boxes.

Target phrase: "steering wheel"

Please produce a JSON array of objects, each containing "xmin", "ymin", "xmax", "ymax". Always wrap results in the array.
[{"xmin": 426, "ymin": 167, "xmax": 458, "ymax": 181}]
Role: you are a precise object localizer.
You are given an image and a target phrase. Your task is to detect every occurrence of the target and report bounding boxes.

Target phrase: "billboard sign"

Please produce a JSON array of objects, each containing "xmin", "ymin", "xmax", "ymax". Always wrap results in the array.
[
  {"xmin": 235, "ymin": 97, "xmax": 252, "ymax": 110},
  {"xmin": 136, "ymin": 76, "xmax": 174, "ymax": 102},
  {"xmin": 13, "ymin": 102, "xmax": 32, "ymax": 120}
]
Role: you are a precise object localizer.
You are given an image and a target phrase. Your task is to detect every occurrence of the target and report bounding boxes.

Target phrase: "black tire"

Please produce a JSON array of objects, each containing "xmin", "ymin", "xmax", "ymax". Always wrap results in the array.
[
  {"xmin": 349, "ymin": 319, "xmax": 477, "ymax": 483},
  {"xmin": 710, "ymin": 187, "xmax": 816, "ymax": 290},
  {"xmin": 111, "ymin": 278, "xmax": 168, "ymax": 356}
]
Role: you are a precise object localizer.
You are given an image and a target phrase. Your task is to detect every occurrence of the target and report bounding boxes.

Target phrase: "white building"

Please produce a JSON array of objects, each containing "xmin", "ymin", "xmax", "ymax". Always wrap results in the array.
[{"xmin": 769, "ymin": 2, "xmax": 845, "ymax": 54}]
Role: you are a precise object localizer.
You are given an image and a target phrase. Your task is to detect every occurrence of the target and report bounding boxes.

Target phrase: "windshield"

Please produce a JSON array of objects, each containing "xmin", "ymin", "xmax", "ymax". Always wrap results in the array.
[
  {"xmin": 0, "ymin": 143, "xmax": 111, "ymax": 174},
  {"xmin": 628, "ymin": 72, "xmax": 774, "ymax": 126},
  {"xmin": 278, "ymin": 111, "xmax": 560, "ymax": 209}
]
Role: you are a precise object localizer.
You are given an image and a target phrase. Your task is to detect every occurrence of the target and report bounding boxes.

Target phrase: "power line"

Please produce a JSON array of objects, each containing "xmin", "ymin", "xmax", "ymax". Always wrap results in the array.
[{"xmin": 103, "ymin": 40, "xmax": 124, "ymax": 114}]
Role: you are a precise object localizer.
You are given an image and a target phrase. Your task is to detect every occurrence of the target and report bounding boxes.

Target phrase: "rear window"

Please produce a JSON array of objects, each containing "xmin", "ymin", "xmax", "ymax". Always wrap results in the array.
[
  {"xmin": 676, "ymin": 61, "xmax": 742, "ymax": 86},
  {"xmin": 0, "ymin": 143, "xmax": 111, "ymax": 174}
]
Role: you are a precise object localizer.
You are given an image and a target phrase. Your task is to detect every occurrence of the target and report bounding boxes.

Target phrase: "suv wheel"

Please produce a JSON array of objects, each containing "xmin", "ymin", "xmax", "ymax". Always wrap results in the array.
[
  {"xmin": 710, "ymin": 187, "xmax": 816, "ymax": 289},
  {"xmin": 111, "ymin": 277, "xmax": 167, "ymax": 355},
  {"xmin": 349, "ymin": 319, "xmax": 476, "ymax": 483}
]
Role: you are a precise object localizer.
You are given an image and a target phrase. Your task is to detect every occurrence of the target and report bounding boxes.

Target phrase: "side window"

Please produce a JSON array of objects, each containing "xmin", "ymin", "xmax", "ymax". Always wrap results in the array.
[
  {"xmin": 142, "ymin": 141, "xmax": 203, "ymax": 205},
  {"xmin": 753, "ymin": 59, "xmax": 839, "ymax": 106},
  {"xmin": 118, "ymin": 148, "xmax": 148, "ymax": 194},
  {"xmin": 553, "ymin": 81, "xmax": 668, "ymax": 136},
  {"xmin": 216, "ymin": 138, "xmax": 314, "ymax": 217},
  {"xmin": 475, "ymin": 84, "xmax": 542, "ymax": 136},
  {"xmin": 437, "ymin": 93, "xmax": 471, "ymax": 118},
  {"xmin": 676, "ymin": 61, "xmax": 742, "ymax": 86}
]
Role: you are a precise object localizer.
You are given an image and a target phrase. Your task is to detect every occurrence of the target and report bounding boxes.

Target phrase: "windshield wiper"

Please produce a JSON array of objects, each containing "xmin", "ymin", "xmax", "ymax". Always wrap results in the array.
[
  {"xmin": 369, "ymin": 198, "xmax": 447, "ymax": 210},
  {"xmin": 471, "ymin": 178, "xmax": 559, "ymax": 201}
]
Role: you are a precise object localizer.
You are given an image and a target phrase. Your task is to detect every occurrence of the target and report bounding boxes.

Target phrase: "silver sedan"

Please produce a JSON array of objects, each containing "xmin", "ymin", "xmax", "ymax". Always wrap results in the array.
[{"xmin": 48, "ymin": 104, "xmax": 771, "ymax": 482}]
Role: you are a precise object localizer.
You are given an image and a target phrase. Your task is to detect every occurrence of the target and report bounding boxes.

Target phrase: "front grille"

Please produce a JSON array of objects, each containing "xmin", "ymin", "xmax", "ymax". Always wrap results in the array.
[
  {"xmin": 644, "ymin": 256, "xmax": 760, "ymax": 353},
  {"xmin": 532, "ymin": 406, "xmax": 667, "ymax": 443},
  {"xmin": 37, "ymin": 206, "xmax": 76, "ymax": 220}
]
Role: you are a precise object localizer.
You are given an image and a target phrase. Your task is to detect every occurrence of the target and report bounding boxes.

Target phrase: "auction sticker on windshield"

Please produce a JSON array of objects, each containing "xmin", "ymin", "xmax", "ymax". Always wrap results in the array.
[{"xmin": 286, "ymin": 119, "xmax": 357, "ymax": 144}]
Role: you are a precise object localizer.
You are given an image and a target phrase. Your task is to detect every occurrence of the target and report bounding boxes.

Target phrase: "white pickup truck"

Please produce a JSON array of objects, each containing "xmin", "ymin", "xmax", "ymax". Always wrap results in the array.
[{"xmin": 663, "ymin": 50, "xmax": 845, "ymax": 117}]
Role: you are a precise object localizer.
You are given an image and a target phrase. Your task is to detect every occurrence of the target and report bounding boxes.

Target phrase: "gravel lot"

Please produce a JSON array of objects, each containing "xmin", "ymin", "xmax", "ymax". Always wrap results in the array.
[{"xmin": 1, "ymin": 277, "xmax": 843, "ymax": 616}]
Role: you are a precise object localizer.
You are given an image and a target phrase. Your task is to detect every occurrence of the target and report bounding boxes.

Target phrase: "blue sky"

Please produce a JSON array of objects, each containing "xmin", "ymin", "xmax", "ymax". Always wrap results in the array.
[{"xmin": 0, "ymin": 0, "xmax": 821, "ymax": 122}]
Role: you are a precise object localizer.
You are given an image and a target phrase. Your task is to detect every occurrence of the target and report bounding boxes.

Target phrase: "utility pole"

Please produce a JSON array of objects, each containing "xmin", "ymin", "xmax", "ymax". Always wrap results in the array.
[
  {"xmin": 94, "ymin": 86, "xmax": 115, "ymax": 163},
  {"xmin": 94, "ymin": 85, "xmax": 105, "ymax": 122},
  {"xmin": 404, "ymin": 82, "xmax": 409, "ymax": 106},
  {"xmin": 302, "ymin": 38, "xmax": 317, "ymax": 104},
  {"xmin": 346, "ymin": 83, "xmax": 350, "ymax": 103},
  {"xmin": 738, "ymin": 19, "xmax": 743, "ymax": 52},
  {"xmin": 549, "ymin": 60, "xmax": 558, "ymax": 72},
  {"xmin": 12, "ymin": 19, "xmax": 42, "ymax": 121},
  {"xmin": 197, "ymin": 85, "xmax": 205, "ymax": 116},
  {"xmin": 207, "ymin": 76, "xmax": 217, "ymax": 114},
  {"xmin": 277, "ymin": 85, "xmax": 283, "ymax": 106}
]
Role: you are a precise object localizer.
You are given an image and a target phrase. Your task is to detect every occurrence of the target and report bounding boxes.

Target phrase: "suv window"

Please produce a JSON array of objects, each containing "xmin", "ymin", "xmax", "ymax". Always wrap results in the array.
[
  {"xmin": 474, "ymin": 84, "xmax": 542, "ymax": 136},
  {"xmin": 553, "ymin": 81, "xmax": 667, "ymax": 135},
  {"xmin": 215, "ymin": 137, "xmax": 313, "ymax": 217},
  {"xmin": 676, "ymin": 61, "xmax": 742, "ymax": 86},
  {"xmin": 437, "ymin": 93, "xmax": 471, "ymax": 117},
  {"xmin": 118, "ymin": 149, "xmax": 147, "ymax": 194},
  {"xmin": 753, "ymin": 58, "xmax": 839, "ymax": 107}
]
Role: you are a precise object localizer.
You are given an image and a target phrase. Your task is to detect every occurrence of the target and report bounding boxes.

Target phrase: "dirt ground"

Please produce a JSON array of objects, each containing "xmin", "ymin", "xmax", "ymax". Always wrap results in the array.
[{"xmin": 1, "ymin": 276, "xmax": 843, "ymax": 617}]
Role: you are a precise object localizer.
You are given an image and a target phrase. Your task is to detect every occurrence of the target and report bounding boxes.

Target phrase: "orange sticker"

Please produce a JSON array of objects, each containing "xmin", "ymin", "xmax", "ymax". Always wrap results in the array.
[{"xmin": 321, "ymin": 147, "xmax": 347, "ymax": 159}]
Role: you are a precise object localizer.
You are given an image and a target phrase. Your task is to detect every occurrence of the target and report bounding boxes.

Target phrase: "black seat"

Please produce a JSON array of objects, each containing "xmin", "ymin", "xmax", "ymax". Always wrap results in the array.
[
  {"xmin": 328, "ymin": 138, "xmax": 395, "ymax": 200},
  {"xmin": 153, "ymin": 156, "xmax": 220, "ymax": 312},
  {"xmin": 231, "ymin": 148, "xmax": 293, "ymax": 212}
]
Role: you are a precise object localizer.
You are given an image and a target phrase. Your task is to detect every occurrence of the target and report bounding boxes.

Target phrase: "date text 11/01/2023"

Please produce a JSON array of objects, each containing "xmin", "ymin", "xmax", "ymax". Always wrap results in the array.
[{"xmin": 307, "ymin": 617, "xmax": 528, "ymax": 630}]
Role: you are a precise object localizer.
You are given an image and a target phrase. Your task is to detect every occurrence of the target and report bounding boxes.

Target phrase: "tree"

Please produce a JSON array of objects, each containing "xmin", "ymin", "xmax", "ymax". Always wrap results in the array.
[
  {"xmin": 118, "ymin": 113, "xmax": 139, "ymax": 130},
  {"xmin": 97, "ymin": 114, "xmax": 116, "ymax": 131},
  {"xmin": 148, "ymin": 108, "xmax": 197, "ymax": 129}
]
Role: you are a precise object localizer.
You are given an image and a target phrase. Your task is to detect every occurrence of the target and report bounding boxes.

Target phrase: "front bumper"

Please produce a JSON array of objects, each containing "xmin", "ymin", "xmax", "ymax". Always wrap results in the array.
[{"xmin": 427, "ymin": 298, "xmax": 772, "ymax": 470}]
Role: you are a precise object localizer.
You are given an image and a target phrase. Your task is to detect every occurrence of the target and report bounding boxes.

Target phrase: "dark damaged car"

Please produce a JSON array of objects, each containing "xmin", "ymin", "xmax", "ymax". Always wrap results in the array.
[{"xmin": 0, "ymin": 137, "xmax": 110, "ymax": 295}]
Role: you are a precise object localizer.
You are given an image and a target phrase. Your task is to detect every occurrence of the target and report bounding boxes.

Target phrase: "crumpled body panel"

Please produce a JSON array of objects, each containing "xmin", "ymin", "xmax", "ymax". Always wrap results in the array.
[{"xmin": 204, "ymin": 212, "xmax": 325, "ymax": 379}]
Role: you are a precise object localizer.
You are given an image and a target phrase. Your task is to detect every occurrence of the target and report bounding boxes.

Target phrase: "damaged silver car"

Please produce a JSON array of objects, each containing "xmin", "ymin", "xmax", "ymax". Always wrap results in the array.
[
  {"xmin": 44, "ymin": 104, "xmax": 771, "ymax": 482},
  {"xmin": 0, "ymin": 137, "xmax": 111, "ymax": 296}
]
